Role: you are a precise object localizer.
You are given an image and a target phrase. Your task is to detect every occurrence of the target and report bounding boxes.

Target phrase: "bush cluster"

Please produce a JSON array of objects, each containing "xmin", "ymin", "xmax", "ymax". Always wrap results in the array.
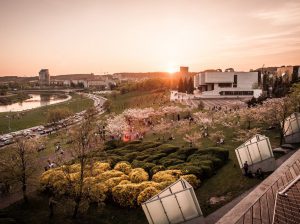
[
  {"xmin": 95, "ymin": 141, "xmax": 229, "ymax": 181},
  {"xmin": 40, "ymin": 162, "xmax": 198, "ymax": 208}
]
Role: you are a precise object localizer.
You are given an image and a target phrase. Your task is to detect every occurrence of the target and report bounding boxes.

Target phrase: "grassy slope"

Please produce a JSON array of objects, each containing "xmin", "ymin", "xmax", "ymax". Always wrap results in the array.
[
  {"xmin": 0, "ymin": 93, "xmax": 93, "ymax": 134},
  {"xmin": 106, "ymin": 90, "xmax": 172, "ymax": 114}
]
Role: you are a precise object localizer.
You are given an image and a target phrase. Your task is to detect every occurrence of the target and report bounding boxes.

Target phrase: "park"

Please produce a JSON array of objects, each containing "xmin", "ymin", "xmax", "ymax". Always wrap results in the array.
[{"xmin": 0, "ymin": 78, "xmax": 299, "ymax": 224}]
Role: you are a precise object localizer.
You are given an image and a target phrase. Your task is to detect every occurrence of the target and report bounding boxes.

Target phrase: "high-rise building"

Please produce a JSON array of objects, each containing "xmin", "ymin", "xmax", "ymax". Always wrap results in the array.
[
  {"xmin": 180, "ymin": 66, "xmax": 189, "ymax": 75},
  {"xmin": 39, "ymin": 69, "xmax": 50, "ymax": 86}
]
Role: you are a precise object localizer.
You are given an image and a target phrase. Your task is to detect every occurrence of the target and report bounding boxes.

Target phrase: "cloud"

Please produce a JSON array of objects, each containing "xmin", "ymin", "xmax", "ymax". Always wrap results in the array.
[{"xmin": 251, "ymin": 1, "xmax": 300, "ymax": 26}]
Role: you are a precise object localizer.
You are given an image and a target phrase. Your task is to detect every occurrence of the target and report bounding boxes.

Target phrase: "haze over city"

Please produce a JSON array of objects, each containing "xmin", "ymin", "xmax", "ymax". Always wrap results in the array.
[{"xmin": 1, "ymin": 0, "xmax": 300, "ymax": 76}]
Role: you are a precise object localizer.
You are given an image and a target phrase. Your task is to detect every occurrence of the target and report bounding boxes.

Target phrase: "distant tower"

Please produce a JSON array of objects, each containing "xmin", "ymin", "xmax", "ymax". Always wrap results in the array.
[
  {"xmin": 39, "ymin": 69, "xmax": 50, "ymax": 86},
  {"xmin": 180, "ymin": 66, "xmax": 189, "ymax": 75}
]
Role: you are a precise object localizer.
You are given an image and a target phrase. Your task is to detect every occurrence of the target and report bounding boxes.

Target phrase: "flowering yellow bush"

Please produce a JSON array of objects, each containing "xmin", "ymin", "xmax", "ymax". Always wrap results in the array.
[
  {"xmin": 129, "ymin": 168, "xmax": 149, "ymax": 183},
  {"xmin": 118, "ymin": 180, "xmax": 131, "ymax": 185},
  {"xmin": 95, "ymin": 170, "xmax": 125, "ymax": 182},
  {"xmin": 92, "ymin": 162, "xmax": 111, "ymax": 176},
  {"xmin": 112, "ymin": 183, "xmax": 143, "ymax": 207},
  {"xmin": 137, "ymin": 187, "xmax": 160, "ymax": 205},
  {"xmin": 40, "ymin": 162, "xmax": 200, "ymax": 208},
  {"xmin": 181, "ymin": 175, "xmax": 201, "ymax": 188},
  {"xmin": 114, "ymin": 162, "xmax": 132, "ymax": 175},
  {"xmin": 40, "ymin": 168, "xmax": 65, "ymax": 187},
  {"xmin": 68, "ymin": 164, "xmax": 81, "ymax": 173},
  {"xmin": 152, "ymin": 170, "xmax": 182, "ymax": 183},
  {"xmin": 139, "ymin": 181, "xmax": 160, "ymax": 189},
  {"xmin": 88, "ymin": 183, "xmax": 109, "ymax": 203},
  {"xmin": 104, "ymin": 175, "xmax": 129, "ymax": 189}
]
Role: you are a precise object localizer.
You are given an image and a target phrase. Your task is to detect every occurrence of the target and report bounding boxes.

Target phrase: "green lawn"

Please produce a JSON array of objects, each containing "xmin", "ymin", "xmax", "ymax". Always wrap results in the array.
[
  {"xmin": 105, "ymin": 90, "xmax": 174, "ymax": 114},
  {"xmin": 0, "ymin": 93, "xmax": 93, "ymax": 134}
]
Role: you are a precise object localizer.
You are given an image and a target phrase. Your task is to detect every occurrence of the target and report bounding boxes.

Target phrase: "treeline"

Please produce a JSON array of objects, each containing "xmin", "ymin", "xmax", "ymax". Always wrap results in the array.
[
  {"xmin": 262, "ymin": 73, "xmax": 299, "ymax": 98},
  {"xmin": 118, "ymin": 78, "xmax": 170, "ymax": 94},
  {"xmin": 0, "ymin": 93, "xmax": 30, "ymax": 105},
  {"xmin": 178, "ymin": 77, "xmax": 194, "ymax": 94}
]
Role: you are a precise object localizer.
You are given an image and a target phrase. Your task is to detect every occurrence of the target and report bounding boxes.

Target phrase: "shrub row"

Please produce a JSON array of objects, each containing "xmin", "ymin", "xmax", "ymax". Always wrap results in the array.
[{"xmin": 40, "ymin": 162, "xmax": 199, "ymax": 208}]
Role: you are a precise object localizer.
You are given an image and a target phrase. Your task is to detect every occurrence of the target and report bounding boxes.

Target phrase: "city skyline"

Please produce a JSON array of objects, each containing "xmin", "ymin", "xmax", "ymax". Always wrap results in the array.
[{"xmin": 0, "ymin": 0, "xmax": 300, "ymax": 76}]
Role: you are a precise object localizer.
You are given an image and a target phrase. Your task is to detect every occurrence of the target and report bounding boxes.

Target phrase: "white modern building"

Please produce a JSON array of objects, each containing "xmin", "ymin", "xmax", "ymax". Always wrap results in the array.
[{"xmin": 194, "ymin": 71, "xmax": 262, "ymax": 98}]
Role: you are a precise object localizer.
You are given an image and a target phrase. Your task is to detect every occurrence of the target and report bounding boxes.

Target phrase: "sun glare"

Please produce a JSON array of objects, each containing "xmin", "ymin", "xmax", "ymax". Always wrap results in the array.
[{"xmin": 167, "ymin": 66, "xmax": 177, "ymax": 74}]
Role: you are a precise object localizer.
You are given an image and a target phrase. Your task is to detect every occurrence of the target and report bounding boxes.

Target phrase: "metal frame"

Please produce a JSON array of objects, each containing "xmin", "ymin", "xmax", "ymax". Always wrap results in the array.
[
  {"xmin": 235, "ymin": 159, "xmax": 300, "ymax": 224},
  {"xmin": 235, "ymin": 134, "xmax": 273, "ymax": 168},
  {"xmin": 142, "ymin": 178, "xmax": 203, "ymax": 224},
  {"xmin": 283, "ymin": 112, "xmax": 300, "ymax": 138}
]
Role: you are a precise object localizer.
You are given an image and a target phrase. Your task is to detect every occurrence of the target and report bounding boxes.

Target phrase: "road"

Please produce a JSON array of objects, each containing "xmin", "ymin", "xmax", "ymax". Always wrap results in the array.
[{"xmin": 0, "ymin": 93, "xmax": 107, "ymax": 148}]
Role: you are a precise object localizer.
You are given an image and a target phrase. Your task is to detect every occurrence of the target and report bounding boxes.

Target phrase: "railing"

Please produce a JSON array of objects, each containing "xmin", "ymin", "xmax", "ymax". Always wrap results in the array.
[{"xmin": 235, "ymin": 159, "xmax": 300, "ymax": 224}]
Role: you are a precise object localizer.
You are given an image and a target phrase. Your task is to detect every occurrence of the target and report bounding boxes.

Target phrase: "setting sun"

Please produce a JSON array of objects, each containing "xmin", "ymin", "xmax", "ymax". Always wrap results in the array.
[{"xmin": 167, "ymin": 65, "xmax": 177, "ymax": 74}]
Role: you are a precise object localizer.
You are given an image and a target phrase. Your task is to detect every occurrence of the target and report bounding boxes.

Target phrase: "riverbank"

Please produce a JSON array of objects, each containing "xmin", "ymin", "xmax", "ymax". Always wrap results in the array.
[
  {"xmin": 0, "ymin": 93, "xmax": 93, "ymax": 134},
  {"xmin": 0, "ymin": 92, "xmax": 30, "ymax": 106}
]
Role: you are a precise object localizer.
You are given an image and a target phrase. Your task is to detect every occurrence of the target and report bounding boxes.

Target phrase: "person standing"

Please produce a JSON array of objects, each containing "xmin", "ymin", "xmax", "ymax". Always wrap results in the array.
[
  {"xmin": 48, "ymin": 195, "xmax": 58, "ymax": 218},
  {"xmin": 243, "ymin": 161, "xmax": 249, "ymax": 176}
]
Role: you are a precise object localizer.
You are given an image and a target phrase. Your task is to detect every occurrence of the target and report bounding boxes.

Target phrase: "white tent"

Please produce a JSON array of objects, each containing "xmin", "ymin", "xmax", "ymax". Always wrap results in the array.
[
  {"xmin": 235, "ymin": 134, "xmax": 276, "ymax": 173},
  {"xmin": 142, "ymin": 178, "xmax": 203, "ymax": 224},
  {"xmin": 283, "ymin": 112, "xmax": 300, "ymax": 144}
]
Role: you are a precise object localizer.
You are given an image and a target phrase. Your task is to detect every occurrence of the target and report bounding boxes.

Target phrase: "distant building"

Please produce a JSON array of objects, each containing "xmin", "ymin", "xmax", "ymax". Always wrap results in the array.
[
  {"xmin": 194, "ymin": 71, "xmax": 262, "ymax": 98},
  {"xmin": 276, "ymin": 65, "xmax": 300, "ymax": 82},
  {"xmin": 180, "ymin": 66, "xmax": 189, "ymax": 75},
  {"xmin": 39, "ymin": 69, "xmax": 50, "ymax": 86}
]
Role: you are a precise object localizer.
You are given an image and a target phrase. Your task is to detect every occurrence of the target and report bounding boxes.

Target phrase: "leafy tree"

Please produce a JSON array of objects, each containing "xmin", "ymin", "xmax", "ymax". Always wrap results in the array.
[
  {"xmin": 65, "ymin": 113, "xmax": 101, "ymax": 218},
  {"xmin": 183, "ymin": 78, "xmax": 188, "ymax": 93},
  {"xmin": 103, "ymin": 100, "xmax": 111, "ymax": 113},
  {"xmin": 188, "ymin": 77, "xmax": 194, "ymax": 94},
  {"xmin": 0, "ymin": 138, "xmax": 37, "ymax": 202},
  {"xmin": 260, "ymin": 98, "xmax": 293, "ymax": 144},
  {"xmin": 178, "ymin": 78, "xmax": 183, "ymax": 92}
]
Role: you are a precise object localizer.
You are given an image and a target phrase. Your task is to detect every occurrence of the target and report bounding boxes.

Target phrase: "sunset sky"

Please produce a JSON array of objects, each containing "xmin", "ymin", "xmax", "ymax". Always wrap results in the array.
[{"xmin": 0, "ymin": 0, "xmax": 300, "ymax": 76}]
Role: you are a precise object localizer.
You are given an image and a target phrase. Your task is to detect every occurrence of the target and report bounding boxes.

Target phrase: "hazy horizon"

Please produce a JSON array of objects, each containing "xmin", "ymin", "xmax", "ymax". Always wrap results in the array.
[{"xmin": 1, "ymin": 0, "xmax": 300, "ymax": 76}]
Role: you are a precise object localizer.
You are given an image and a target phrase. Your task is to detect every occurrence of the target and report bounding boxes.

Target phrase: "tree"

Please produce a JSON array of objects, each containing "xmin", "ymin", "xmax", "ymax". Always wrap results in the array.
[
  {"xmin": 289, "ymin": 83, "xmax": 300, "ymax": 112},
  {"xmin": 84, "ymin": 106, "xmax": 97, "ymax": 119},
  {"xmin": 260, "ymin": 98, "xmax": 293, "ymax": 144},
  {"xmin": 0, "ymin": 138, "xmax": 37, "ymax": 202},
  {"xmin": 102, "ymin": 100, "xmax": 111, "ymax": 113},
  {"xmin": 188, "ymin": 77, "xmax": 194, "ymax": 94},
  {"xmin": 55, "ymin": 112, "xmax": 102, "ymax": 218},
  {"xmin": 183, "ymin": 78, "xmax": 188, "ymax": 93},
  {"xmin": 178, "ymin": 78, "xmax": 183, "ymax": 92},
  {"xmin": 47, "ymin": 107, "xmax": 73, "ymax": 124}
]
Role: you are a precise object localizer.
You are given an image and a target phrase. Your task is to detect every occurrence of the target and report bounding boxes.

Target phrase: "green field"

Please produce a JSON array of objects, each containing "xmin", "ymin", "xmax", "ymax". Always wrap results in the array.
[
  {"xmin": 105, "ymin": 90, "xmax": 173, "ymax": 114},
  {"xmin": 0, "ymin": 93, "xmax": 93, "ymax": 134}
]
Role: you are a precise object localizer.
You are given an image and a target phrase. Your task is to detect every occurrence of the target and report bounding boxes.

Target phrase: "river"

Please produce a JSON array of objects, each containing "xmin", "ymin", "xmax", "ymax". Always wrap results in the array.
[{"xmin": 0, "ymin": 93, "xmax": 71, "ymax": 113}]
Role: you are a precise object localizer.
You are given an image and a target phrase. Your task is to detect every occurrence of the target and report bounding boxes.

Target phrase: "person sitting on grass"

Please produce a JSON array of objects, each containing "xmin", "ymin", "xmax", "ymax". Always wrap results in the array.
[{"xmin": 255, "ymin": 168, "xmax": 264, "ymax": 179}]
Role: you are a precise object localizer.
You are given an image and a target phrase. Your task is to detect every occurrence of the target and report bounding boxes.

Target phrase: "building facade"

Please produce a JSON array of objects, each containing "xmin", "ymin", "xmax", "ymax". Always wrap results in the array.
[
  {"xmin": 194, "ymin": 71, "xmax": 262, "ymax": 98},
  {"xmin": 39, "ymin": 69, "xmax": 50, "ymax": 86},
  {"xmin": 276, "ymin": 65, "xmax": 300, "ymax": 82},
  {"xmin": 180, "ymin": 66, "xmax": 189, "ymax": 76}
]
